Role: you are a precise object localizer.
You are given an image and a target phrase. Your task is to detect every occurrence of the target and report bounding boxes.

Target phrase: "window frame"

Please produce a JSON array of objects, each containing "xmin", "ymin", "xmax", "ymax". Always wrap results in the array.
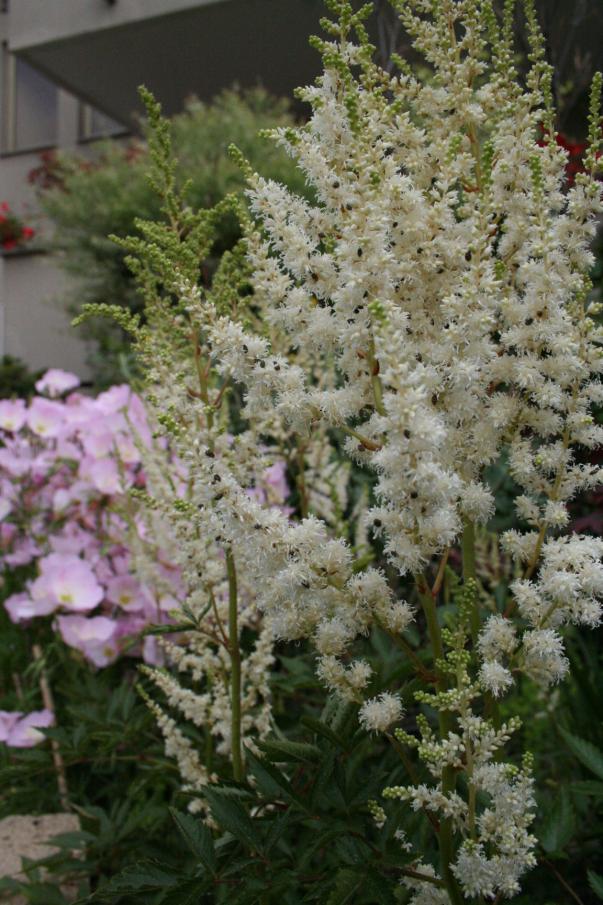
[
  {"xmin": 77, "ymin": 102, "xmax": 128, "ymax": 145},
  {"xmin": 1, "ymin": 47, "xmax": 59, "ymax": 157}
]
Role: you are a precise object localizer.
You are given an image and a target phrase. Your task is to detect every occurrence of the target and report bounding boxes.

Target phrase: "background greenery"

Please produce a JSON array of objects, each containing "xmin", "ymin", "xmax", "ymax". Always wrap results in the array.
[{"xmin": 34, "ymin": 89, "xmax": 307, "ymax": 387}]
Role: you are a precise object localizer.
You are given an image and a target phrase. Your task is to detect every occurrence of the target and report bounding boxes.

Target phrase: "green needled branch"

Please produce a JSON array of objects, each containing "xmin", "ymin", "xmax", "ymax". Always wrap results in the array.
[{"xmin": 226, "ymin": 548, "xmax": 244, "ymax": 782}]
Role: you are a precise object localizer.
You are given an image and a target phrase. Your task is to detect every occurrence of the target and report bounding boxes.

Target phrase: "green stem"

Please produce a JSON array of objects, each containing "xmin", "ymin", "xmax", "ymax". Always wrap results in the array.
[
  {"xmin": 226, "ymin": 549, "xmax": 244, "ymax": 782},
  {"xmin": 417, "ymin": 580, "xmax": 464, "ymax": 905},
  {"xmin": 418, "ymin": 587, "xmax": 444, "ymax": 663},
  {"xmin": 297, "ymin": 445, "xmax": 309, "ymax": 519},
  {"xmin": 462, "ymin": 519, "xmax": 479, "ymax": 643}
]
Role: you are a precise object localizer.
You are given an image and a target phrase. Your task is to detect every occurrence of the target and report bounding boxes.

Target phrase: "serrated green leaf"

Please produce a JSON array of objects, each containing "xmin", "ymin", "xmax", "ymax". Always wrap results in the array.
[
  {"xmin": 203, "ymin": 787, "xmax": 262, "ymax": 854},
  {"xmin": 539, "ymin": 790, "xmax": 575, "ymax": 854},
  {"xmin": 589, "ymin": 870, "xmax": 603, "ymax": 900},
  {"xmin": 218, "ymin": 856, "xmax": 261, "ymax": 879},
  {"xmin": 257, "ymin": 738, "xmax": 321, "ymax": 763},
  {"xmin": 47, "ymin": 830, "xmax": 97, "ymax": 849},
  {"xmin": 300, "ymin": 715, "xmax": 346, "ymax": 748},
  {"xmin": 169, "ymin": 808, "xmax": 216, "ymax": 874},
  {"xmin": 263, "ymin": 809, "xmax": 295, "ymax": 855},
  {"xmin": 334, "ymin": 835, "xmax": 371, "ymax": 866},
  {"xmin": 326, "ymin": 868, "xmax": 364, "ymax": 904},
  {"xmin": 365, "ymin": 869, "xmax": 397, "ymax": 904},
  {"xmin": 245, "ymin": 749, "xmax": 310, "ymax": 813},
  {"xmin": 99, "ymin": 861, "xmax": 176, "ymax": 894},
  {"xmin": 159, "ymin": 877, "xmax": 211, "ymax": 904},
  {"xmin": 559, "ymin": 727, "xmax": 603, "ymax": 781}
]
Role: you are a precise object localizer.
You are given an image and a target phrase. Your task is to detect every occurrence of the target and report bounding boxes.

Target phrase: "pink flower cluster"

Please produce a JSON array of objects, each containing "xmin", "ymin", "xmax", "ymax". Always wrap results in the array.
[
  {"xmin": 0, "ymin": 370, "xmax": 291, "ymax": 748},
  {"xmin": 0, "ymin": 369, "xmax": 179, "ymax": 671}
]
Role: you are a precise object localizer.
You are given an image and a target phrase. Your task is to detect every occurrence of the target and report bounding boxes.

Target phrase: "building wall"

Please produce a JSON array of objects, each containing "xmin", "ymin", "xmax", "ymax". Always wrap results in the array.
[
  {"xmin": 0, "ymin": 8, "xmax": 113, "ymax": 381},
  {"xmin": 1, "ymin": 250, "xmax": 92, "ymax": 374}
]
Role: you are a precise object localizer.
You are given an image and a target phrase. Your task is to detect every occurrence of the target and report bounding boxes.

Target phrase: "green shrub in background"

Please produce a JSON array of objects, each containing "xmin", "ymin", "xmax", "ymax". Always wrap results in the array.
[
  {"xmin": 0, "ymin": 356, "xmax": 43, "ymax": 399},
  {"xmin": 36, "ymin": 89, "xmax": 307, "ymax": 387}
]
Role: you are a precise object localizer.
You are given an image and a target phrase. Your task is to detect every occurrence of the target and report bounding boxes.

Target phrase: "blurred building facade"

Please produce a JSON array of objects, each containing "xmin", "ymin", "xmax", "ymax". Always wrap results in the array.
[{"xmin": 0, "ymin": 0, "xmax": 325, "ymax": 378}]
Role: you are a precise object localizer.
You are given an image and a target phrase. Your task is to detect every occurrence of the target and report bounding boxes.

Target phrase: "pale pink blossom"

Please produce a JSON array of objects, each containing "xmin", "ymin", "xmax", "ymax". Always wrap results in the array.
[
  {"xmin": 0, "ymin": 447, "xmax": 31, "ymax": 477},
  {"xmin": 0, "ymin": 709, "xmax": 54, "ymax": 747},
  {"xmin": 81, "ymin": 457, "xmax": 122, "ymax": 495},
  {"xmin": 263, "ymin": 461, "xmax": 289, "ymax": 502},
  {"xmin": 4, "ymin": 591, "xmax": 55, "ymax": 622},
  {"xmin": 35, "ymin": 369, "xmax": 80, "ymax": 397},
  {"xmin": 4, "ymin": 539, "xmax": 40, "ymax": 567},
  {"xmin": 57, "ymin": 614, "xmax": 119, "ymax": 667},
  {"xmin": 31, "ymin": 553, "xmax": 104, "ymax": 612},
  {"xmin": 0, "ymin": 399, "xmax": 27, "ymax": 432},
  {"xmin": 106, "ymin": 575, "xmax": 148, "ymax": 611},
  {"xmin": 81, "ymin": 424, "xmax": 117, "ymax": 459},
  {"xmin": 27, "ymin": 398, "xmax": 65, "ymax": 437},
  {"xmin": 142, "ymin": 635, "xmax": 166, "ymax": 666}
]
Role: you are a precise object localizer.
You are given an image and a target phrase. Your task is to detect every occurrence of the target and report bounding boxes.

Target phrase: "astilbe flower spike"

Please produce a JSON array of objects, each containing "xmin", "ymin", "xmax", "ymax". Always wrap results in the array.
[{"xmin": 90, "ymin": 0, "xmax": 603, "ymax": 899}]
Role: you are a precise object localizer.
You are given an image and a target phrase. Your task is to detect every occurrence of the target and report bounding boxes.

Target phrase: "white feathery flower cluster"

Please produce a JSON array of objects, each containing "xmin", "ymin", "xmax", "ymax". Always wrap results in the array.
[
  {"xmin": 453, "ymin": 761, "xmax": 537, "ymax": 899},
  {"xmin": 480, "ymin": 534, "xmax": 603, "ymax": 692},
  {"xmin": 359, "ymin": 692, "xmax": 403, "ymax": 733},
  {"xmin": 402, "ymin": 862, "xmax": 450, "ymax": 905},
  {"xmin": 119, "ymin": 0, "xmax": 603, "ymax": 895},
  {"xmin": 143, "ymin": 623, "xmax": 274, "ymax": 761},
  {"xmin": 140, "ymin": 691, "xmax": 212, "ymax": 812},
  {"xmin": 214, "ymin": 0, "xmax": 603, "ymax": 709}
]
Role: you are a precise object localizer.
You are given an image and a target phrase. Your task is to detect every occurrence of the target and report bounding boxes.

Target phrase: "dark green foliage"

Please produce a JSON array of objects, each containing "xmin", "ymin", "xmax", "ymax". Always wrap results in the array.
[
  {"xmin": 83, "ymin": 682, "xmax": 428, "ymax": 904},
  {"xmin": 0, "ymin": 355, "xmax": 43, "ymax": 399},
  {"xmin": 0, "ymin": 599, "xmax": 182, "ymax": 903}
]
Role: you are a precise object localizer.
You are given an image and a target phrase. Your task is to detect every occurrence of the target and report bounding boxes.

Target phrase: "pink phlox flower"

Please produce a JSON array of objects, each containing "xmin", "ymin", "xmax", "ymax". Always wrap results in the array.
[
  {"xmin": 106, "ymin": 574, "xmax": 149, "ymax": 612},
  {"xmin": 30, "ymin": 449, "xmax": 59, "ymax": 478},
  {"xmin": 0, "ymin": 496, "xmax": 11, "ymax": 521},
  {"xmin": 57, "ymin": 614, "xmax": 119, "ymax": 667},
  {"xmin": 92, "ymin": 556, "xmax": 117, "ymax": 584},
  {"xmin": 32, "ymin": 553, "xmax": 104, "ymax": 612},
  {"xmin": 95, "ymin": 385, "xmax": 134, "ymax": 415},
  {"xmin": 79, "ymin": 456, "xmax": 122, "ymax": 495},
  {"xmin": 158, "ymin": 592, "xmax": 180, "ymax": 614},
  {"xmin": 142, "ymin": 635, "xmax": 165, "ymax": 666},
  {"xmin": 0, "ymin": 445, "xmax": 32, "ymax": 477},
  {"xmin": 110, "ymin": 552, "xmax": 132, "ymax": 575},
  {"xmin": 27, "ymin": 398, "xmax": 65, "ymax": 437},
  {"xmin": 59, "ymin": 396, "xmax": 97, "ymax": 433},
  {"xmin": 35, "ymin": 369, "xmax": 80, "ymax": 397},
  {"xmin": 0, "ymin": 709, "xmax": 54, "ymax": 748},
  {"xmin": 0, "ymin": 399, "xmax": 27, "ymax": 432},
  {"xmin": 80, "ymin": 418, "xmax": 120, "ymax": 459},
  {"xmin": 113, "ymin": 615, "xmax": 151, "ymax": 661},
  {"xmin": 96, "ymin": 387, "xmax": 151, "ymax": 444},
  {"xmin": 115, "ymin": 432, "xmax": 141, "ymax": 465},
  {"xmin": 4, "ymin": 539, "xmax": 40, "ymax": 567},
  {"xmin": 247, "ymin": 486, "xmax": 267, "ymax": 505},
  {"xmin": 0, "ymin": 521, "xmax": 17, "ymax": 548},
  {"xmin": 262, "ymin": 461, "xmax": 290, "ymax": 503},
  {"xmin": 54, "ymin": 439, "xmax": 81, "ymax": 460},
  {"xmin": 133, "ymin": 514, "xmax": 149, "ymax": 541},
  {"xmin": 53, "ymin": 480, "xmax": 92, "ymax": 512},
  {"xmin": 4, "ymin": 591, "xmax": 55, "ymax": 623},
  {"xmin": 49, "ymin": 524, "xmax": 97, "ymax": 556},
  {"xmin": 0, "ymin": 711, "xmax": 21, "ymax": 741}
]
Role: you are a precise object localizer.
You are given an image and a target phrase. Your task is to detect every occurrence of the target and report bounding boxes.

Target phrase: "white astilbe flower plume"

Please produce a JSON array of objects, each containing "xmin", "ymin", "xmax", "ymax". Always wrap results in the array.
[{"xmin": 359, "ymin": 692, "xmax": 403, "ymax": 733}]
